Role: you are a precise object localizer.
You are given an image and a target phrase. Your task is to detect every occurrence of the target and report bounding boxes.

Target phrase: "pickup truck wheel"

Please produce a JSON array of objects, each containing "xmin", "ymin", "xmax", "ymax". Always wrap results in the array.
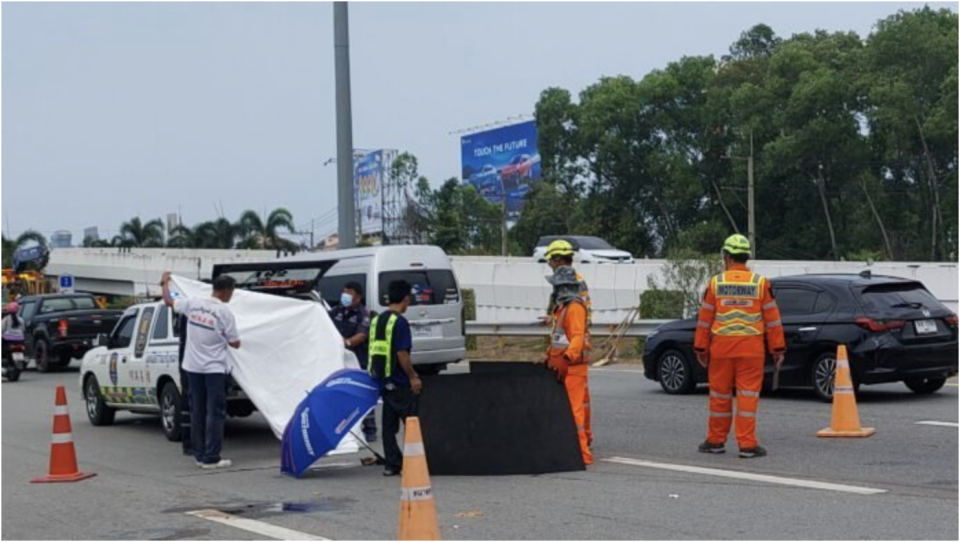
[
  {"xmin": 84, "ymin": 375, "xmax": 115, "ymax": 426},
  {"xmin": 904, "ymin": 377, "xmax": 947, "ymax": 395},
  {"xmin": 35, "ymin": 340, "xmax": 53, "ymax": 373},
  {"xmin": 160, "ymin": 382, "xmax": 182, "ymax": 442}
]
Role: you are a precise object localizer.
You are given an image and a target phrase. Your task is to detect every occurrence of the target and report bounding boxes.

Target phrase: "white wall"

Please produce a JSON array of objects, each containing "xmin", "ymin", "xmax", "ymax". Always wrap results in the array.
[
  {"xmin": 452, "ymin": 258, "xmax": 959, "ymax": 323},
  {"xmin": 47, "ymin": 248, "xmax": 958, "ymax": 320}
]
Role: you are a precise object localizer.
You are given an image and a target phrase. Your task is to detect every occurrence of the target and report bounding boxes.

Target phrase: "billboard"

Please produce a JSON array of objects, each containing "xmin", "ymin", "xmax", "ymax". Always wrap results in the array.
[
  {"xmin": 353, "ymin": 150, "xmax": 384, "ymax": 235},
  {"xmin": 461, "ymin": 120, "xmax": 541, "ymax": 217}
]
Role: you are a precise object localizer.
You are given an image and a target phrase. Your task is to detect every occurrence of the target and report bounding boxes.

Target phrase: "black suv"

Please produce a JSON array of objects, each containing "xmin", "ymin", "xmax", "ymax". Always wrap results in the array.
[{"xmin": 643, "ymin": 273, "xmax": 958, "ymax": 401}]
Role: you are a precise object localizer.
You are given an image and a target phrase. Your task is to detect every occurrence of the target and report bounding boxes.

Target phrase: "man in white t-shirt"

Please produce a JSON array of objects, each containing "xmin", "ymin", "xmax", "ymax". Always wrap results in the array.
[{"xmin": 162, "ymin": 272, "xmax": 241, "ymax": 469}]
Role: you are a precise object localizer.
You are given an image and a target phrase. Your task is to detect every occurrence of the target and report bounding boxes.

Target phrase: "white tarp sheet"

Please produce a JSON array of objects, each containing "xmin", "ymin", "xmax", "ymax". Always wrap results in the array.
[{"xmin": 169, "ymin": 276, "xmax": 361, "ymax": 454}]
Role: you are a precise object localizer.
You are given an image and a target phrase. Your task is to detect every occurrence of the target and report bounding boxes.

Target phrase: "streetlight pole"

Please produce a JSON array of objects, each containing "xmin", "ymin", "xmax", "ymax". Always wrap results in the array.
[
  {"xmin": 334, "ymin": 2, "xmax": 356, "ymax": 249},
  {"xmin": 747, "ymin": 129, "xmax": 756, "ymax": 255}
]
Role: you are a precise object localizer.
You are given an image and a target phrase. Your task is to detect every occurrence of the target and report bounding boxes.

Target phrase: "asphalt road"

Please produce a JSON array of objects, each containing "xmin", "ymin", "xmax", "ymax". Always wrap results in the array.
[{"xmin": 3, "ymin": 361, "xmax": 957, "ymax": 540}]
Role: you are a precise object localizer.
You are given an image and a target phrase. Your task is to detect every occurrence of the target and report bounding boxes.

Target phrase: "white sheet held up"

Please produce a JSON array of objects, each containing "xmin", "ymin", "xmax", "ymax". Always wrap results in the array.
[{"xmin": 169, "ymin": 276, "xmax": 362, "ymax": 454}]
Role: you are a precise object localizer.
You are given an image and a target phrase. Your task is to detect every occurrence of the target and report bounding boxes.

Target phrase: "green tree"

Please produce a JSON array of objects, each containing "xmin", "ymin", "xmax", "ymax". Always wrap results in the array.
[
  {"xmin": 236, "ymin": 208, "xmax": 297, "ymax": 250},
  {"xmin": 511, "ymin": 182, "xmax": 572, "ymax": 255},
  {"xmin": 118, "ymin": 217, "xmax": 165, "ymax": 247},
  {"xmin": 194, "ymin": 219, "xmax": 238, "ymax": 249},
  {"xmin": 862, "ymin": 7, "xmax": 958, "ymax": 260},
  {"xmin": 166, "ymin": 224, "xmax": 197, "ymax": 248}
]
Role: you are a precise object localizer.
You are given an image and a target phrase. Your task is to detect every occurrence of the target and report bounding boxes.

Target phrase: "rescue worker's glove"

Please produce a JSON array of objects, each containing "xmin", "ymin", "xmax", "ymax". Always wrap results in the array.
[{"xmin": 695, "ymin": 350, "xmax": 709, "ymax": 369}]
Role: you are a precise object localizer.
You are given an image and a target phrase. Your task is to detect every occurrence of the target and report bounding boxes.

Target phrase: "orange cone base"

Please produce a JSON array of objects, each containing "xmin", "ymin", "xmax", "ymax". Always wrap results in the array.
[
  {"xmin": 816, "ymin": 427, "xmax": 875, "ymax": 438},
  {"xmin": 31, "ymin": 471, "xmax": 97, "ymax": 484}
]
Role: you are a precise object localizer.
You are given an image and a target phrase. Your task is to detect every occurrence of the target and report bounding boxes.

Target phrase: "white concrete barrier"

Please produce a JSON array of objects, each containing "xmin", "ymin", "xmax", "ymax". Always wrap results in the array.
[
  {"xmin": 451, "ymin": 258, "xmax": 959, "ymax": 323},
  {"xmin": 47, "ymin": 248, "xmax": 958, "ymax": 320}
]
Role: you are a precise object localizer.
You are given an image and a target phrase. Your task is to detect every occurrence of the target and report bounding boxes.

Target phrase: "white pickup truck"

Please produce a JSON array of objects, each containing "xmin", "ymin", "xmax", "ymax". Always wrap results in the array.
[{"xmin": 79, "ymin": 301, "xmax": 254, "ymax": 441}]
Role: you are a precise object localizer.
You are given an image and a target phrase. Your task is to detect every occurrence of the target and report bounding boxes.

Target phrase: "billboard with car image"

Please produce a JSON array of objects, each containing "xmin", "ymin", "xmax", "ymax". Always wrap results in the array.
[{"xmin": 460, "ymin": 120, "xmax": 541, "ymax": 218}]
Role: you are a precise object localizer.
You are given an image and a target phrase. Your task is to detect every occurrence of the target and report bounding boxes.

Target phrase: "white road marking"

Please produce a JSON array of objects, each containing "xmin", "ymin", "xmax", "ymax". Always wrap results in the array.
[
  {"xmin": 915, "ymin": 421, "xmax": 959, "ymax": 428},
  {"xmin": 946, "ymin": 383, "xmax": 958, "ymax": 387},
  {"xmin": 186, "ymin": 509, "xmax": 330, "ymax": 540},
  {"xmin": 603, "ymin": 456, "xmax": 887, "ymax": 495}
]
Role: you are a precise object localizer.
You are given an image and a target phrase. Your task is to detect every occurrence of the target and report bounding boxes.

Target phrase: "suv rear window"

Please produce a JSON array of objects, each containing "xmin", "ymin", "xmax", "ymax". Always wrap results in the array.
[
  {"xmin": 858, "ymin": 283, "xmax": 943, "ymax": 311},
  {"xmin": 379, "ymin": 270, "xmax": 460, "ymax": 307}
]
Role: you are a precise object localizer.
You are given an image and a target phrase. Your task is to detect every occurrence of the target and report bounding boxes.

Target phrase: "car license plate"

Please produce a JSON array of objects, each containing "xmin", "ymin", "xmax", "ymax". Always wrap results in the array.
[
  {"xmin": 11, "ymin": 352, "xmax": 23, "ymax": 362},
  {"xmin": 915, "ymin": 319, "xmax": 938, "ymax": 335},
  {"xmin": 412, "ymin": 325, "xmax": 438, "ymax": 338}
]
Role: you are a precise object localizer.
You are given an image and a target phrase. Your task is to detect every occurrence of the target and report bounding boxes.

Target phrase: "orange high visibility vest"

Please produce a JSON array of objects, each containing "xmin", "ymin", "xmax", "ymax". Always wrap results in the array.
[{"xmin": 694, "ymin": 264, "xmax": 785, "ymax": 358}]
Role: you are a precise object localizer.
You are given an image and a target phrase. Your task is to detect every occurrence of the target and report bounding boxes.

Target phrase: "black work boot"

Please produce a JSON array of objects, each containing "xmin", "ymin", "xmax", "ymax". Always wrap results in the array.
[
  {"xmin": 739, "ymin": 446, "xmax": 768, "ymax": 459},
  {"xmin": 698, "ymin": 441, "xmax": 726, "ymax": 454}
]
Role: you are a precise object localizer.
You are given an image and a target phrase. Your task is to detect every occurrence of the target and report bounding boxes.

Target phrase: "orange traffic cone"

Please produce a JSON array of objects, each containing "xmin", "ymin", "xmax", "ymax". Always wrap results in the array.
[
  {"xmin": 817, "ymin": 345, "xmax": 876, "ymax": 438},
  {"xmin": 398, "ymin": 417, "xmax": 440, "ymax": 540},
  {"xmin": 31, "ymin": 385, "xmax": 97, "ymax": 483}
]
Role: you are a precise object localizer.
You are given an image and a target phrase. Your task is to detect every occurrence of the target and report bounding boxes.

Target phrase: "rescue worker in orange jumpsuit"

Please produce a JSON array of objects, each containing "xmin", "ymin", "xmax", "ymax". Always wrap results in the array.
[
  {"xmin": 542, "ymin": 240, "xmax": 594, "ymax": 447},
  {"xmin": 694, "ymin": 234, "xmax": 786, "ymax": 458},
  {"xmin": 544, "ymin": 255, "xmax": 593, "ymax": 466}
]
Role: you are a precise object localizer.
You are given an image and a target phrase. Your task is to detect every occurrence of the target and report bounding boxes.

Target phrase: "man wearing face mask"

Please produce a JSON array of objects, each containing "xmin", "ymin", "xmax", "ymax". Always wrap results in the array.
[
  {"xmin": 543, "ymin": 241, "xmax": 593, "ymax": 466},
  {"xmin": 328, "ymin": 281, "xmax": 376, "ymax": 442},
  {"xmin": 542, "ymin": 240, "xmax": 594, "ymax": 448}
]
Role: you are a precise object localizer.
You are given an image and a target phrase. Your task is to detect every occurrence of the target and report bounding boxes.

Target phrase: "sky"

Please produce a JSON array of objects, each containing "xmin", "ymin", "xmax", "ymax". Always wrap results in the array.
[{"xmin": 2, "ymin": 1, "xmax": 954, "ymax": 244}]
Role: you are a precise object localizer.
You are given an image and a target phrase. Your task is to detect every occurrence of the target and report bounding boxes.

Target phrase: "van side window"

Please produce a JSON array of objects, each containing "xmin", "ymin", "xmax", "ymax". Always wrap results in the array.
[
  {"xmin": 379, "ymin": 270, "xmax": 460, "ymax": 306},
  {"xmin": 317, "ymin": 274, "xmax": 367, "ymax": 307}
]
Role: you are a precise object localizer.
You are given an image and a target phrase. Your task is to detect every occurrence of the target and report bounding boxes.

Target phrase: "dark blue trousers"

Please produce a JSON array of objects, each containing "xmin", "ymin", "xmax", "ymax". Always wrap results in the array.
[{"xmin": 187, "ymin": 371, "xmax": 227, "ymax": 464}]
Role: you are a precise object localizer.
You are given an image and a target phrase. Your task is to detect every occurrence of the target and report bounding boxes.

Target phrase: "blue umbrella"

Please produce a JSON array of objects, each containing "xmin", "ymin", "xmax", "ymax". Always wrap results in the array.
[{"xmin": 281, "ymin": 369, "xmax": 381, "ymax": 477}]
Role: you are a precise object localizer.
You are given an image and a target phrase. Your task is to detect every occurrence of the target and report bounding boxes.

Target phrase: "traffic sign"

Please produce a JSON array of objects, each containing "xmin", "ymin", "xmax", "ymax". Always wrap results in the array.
[{"xmin": 59, "ymin": 274, "xmax": 75, "ymax": 293}]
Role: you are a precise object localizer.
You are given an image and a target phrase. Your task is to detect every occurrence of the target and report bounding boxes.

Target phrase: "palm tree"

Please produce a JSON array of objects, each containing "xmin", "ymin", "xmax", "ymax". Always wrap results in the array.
[
  {"xmin": 166, "ymin": 224, "xmax": 197, "ymax": 248},
  {"xmin": 118, "ymin": 217, "xmax": 165, "ymax": 247},
  {"xmin": 194, "ymin": 219, "xmax": 237, "ymax": 249},
  {"xmin": 236, "ymin": 208, "xmax": 297, "ymax": 250}
]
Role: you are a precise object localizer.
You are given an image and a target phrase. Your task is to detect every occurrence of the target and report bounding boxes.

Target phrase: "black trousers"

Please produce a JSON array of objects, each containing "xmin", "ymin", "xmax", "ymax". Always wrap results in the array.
[
  {"xmin": 178, "ymin": 368, "xmax": 192, "ymax": 453},
  {"xmin": 381, "ymin": 385, "xmax": 418, "ymax": 470}
]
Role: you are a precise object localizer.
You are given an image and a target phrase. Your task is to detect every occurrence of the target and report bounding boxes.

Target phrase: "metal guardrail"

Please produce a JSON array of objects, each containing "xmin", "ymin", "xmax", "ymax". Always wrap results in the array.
[{"xmin": 466, "ymin": 320, "xmax": 673, "ymax": 338}]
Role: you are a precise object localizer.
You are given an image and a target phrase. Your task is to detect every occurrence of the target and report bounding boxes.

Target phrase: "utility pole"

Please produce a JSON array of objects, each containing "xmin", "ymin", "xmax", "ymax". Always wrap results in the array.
[
  {"xmin": 501, "ymin": 197, "xmax": 508, "ymax": 256},
  {"xmin": 747, "ymin": 129, "xmax": 756, "ymax": 256},
  {"xmin": 310, "ymin": 219, "xmax": 315, "ymax": 249},
  {"xmin": 499, "ymin": 178, "xmax": 508, "ymax": 256},
  {"xmin": 334, "ymin": 2, "xmax": 356, "ymax": 249}
]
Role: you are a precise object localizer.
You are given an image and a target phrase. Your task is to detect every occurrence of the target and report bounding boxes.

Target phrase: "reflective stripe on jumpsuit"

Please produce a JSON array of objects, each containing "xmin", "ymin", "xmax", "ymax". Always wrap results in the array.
[
  {"xmin": 548, "ymin": 300, "xmax": 593, "ymax": 465},
  {"xmin": 694, "ymin": 264, "xmax": 785, "ymax": 449}
]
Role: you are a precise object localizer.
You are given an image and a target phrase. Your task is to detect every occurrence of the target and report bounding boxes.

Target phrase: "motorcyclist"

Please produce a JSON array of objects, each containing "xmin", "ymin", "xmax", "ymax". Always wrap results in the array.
[{"xmin": 2, "ymin": 302, "xmax": 26, "ymax": 380}]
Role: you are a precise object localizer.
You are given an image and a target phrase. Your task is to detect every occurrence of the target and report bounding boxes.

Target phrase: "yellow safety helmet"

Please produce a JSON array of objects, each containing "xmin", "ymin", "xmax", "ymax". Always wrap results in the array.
[
  {"xmin": 544, "ymin": 239, "xmax": 576, "ymax": 260},
  {"xmin": 722, "ymin": 234, "xmax": 751, "ymax": 256}
]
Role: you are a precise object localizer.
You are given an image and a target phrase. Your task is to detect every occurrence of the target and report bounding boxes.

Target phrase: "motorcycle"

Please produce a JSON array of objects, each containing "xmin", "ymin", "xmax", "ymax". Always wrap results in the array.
[{"xmin": 2, "ymin": 330, "xmax": 26, "ymax": 382}]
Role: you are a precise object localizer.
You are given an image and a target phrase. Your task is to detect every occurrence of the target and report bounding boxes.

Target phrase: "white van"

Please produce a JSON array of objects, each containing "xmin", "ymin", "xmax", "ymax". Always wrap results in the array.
[
  {"xmin": 78, "ymin": 301, "xmax": 255, "ymax": 441},
  {"xmin": 212, "ymin": 245, "xmax": 466, "ymax": 374}
]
